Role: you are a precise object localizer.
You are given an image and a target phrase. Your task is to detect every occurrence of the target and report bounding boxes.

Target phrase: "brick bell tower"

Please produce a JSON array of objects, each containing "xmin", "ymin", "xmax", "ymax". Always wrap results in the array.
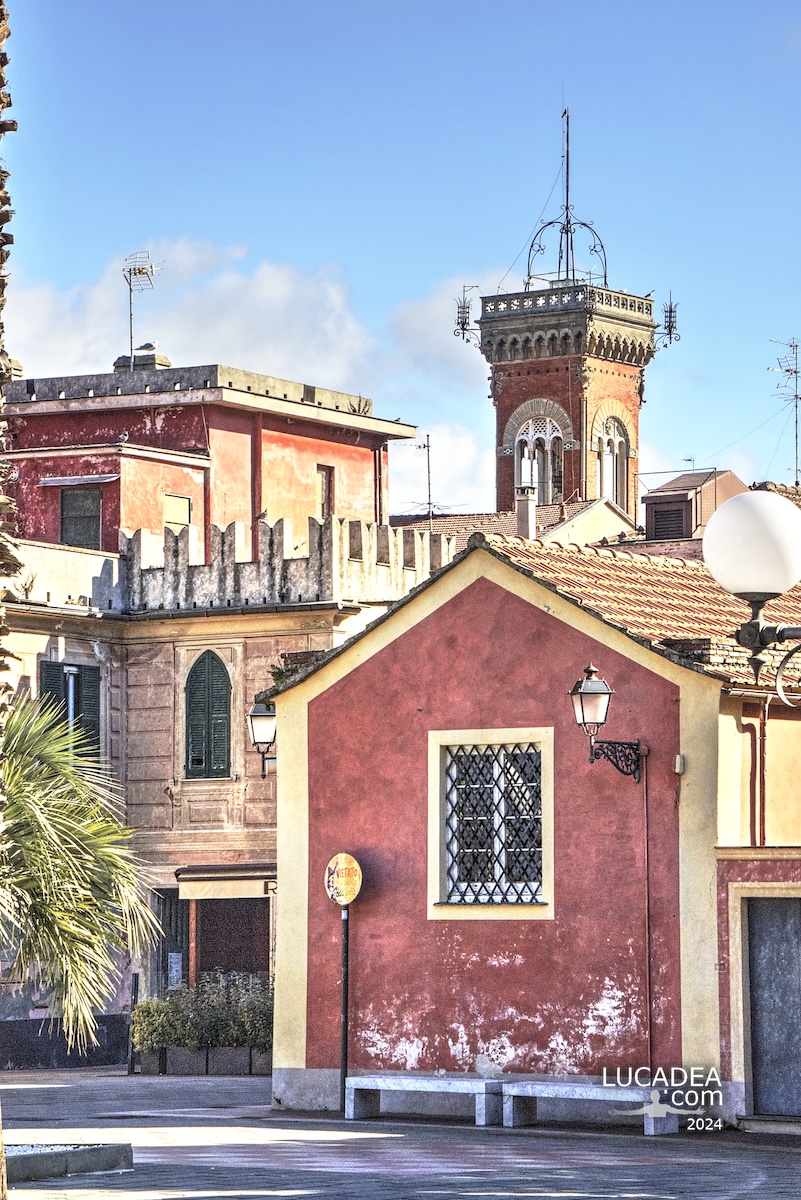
[{"xmin": 467, "ymin": 114, "xmax": 659, "ymax": 518}]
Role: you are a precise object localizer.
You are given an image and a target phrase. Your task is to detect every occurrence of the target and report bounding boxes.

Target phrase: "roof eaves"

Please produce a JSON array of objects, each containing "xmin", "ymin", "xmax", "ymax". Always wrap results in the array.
[{"xmin": 256, "ymin": 532, "xmax": 750, "ymax": 700}]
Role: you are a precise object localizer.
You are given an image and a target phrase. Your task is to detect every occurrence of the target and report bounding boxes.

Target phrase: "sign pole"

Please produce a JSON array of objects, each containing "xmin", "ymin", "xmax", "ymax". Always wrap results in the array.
[
  {"xmin": 340, "ymin": 904, "xmax": 349, "ymax": 1112},
  {"xmin": 324, "ymin": 852, "xmax": 363, "ymax": 1116}
]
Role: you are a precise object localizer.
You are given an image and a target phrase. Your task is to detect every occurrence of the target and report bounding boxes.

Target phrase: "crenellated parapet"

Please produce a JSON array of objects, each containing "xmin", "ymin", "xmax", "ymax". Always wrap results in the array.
[{"xmin": 122, "ymin": 516, "xmax": 455, "ymax": 613}]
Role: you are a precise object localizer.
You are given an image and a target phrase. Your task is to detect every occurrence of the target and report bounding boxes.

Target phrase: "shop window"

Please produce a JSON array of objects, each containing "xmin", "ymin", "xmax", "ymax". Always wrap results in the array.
[{"xmin": 185, "ymin": 651, "xmax": 231, "ymax": 779}]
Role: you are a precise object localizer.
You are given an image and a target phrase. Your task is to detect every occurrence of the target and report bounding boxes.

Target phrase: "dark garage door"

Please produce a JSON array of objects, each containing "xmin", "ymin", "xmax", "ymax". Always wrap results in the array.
[{"xmin": 749, "ymin": 897, "xmax": 801, "ymax": 1116}]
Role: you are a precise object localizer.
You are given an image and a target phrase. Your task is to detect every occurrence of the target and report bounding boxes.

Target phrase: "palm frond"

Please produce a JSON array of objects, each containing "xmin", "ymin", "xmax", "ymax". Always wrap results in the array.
[{"xmin": 0, "ymin": 693, "xmax": 160, "ymax": 1051}]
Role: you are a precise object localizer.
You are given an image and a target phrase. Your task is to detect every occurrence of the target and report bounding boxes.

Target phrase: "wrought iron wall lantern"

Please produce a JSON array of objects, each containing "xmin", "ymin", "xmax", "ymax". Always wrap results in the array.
[
  {"xmin": 247, "ymin": 700, "xmax": 277, "ymax": 777},
  {"xmin": 569, "ymin": 664, "xmax": 642, "ymax": 782},
  {"xmin": 703, "ymin": 491, "xmax": 801, "ymax": 694}
]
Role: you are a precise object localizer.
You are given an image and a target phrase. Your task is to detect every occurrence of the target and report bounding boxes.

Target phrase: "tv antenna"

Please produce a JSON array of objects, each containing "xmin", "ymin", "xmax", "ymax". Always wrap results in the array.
[
  {"xmin": 414, "ymin": 433, "xmax": 433, "ymax": 532},
  {"xmin": 123, "ymin": 251, "xmax": 162, "ymax": 371},
  {"xmin": 769, "ymin": 338, "xmax": 800, "ymax": 486}
]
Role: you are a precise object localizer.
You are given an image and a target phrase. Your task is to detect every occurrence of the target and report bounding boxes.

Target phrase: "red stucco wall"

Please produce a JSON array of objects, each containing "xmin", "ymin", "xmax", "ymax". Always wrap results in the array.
[
  {"xmin": 305, "ymin": 575, "xmax": 682, "ymax": 1076},
  {"xmin": 119, "ymin": 458, "xmax": 206, "ymax": 542},
  {"xmin": 9, "ymin": 399, "xmax": 387, "ymax": 552}
]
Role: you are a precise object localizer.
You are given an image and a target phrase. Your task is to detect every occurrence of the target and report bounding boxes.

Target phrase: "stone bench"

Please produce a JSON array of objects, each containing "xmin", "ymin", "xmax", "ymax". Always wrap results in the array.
[
  {"xmin": 345, "ymin": 1074, "xmax": 504, "ymax": 1126},
  {"xmin": 502, "ymin": 1080, "xmax": 679, "ymax": 1136}
]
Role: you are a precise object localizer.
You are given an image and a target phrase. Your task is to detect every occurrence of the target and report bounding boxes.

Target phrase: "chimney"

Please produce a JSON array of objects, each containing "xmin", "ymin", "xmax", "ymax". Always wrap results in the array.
[
  {"xmin": 516, "ymin": 487, "xmax": 537, "ymax": 539},
  {"xmin": 113, "ymin": 343, "xmax": 172, "ymax": 373}
]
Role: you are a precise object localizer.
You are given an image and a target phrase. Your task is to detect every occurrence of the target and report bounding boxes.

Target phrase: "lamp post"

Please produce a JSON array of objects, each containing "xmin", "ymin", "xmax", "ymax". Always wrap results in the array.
[
  {"xmin": 569, "ymin": 664, "xmax": 642, "ymax": 782},
  {"xmin": 247, "ymin": 700, "xmax": 277, "ymax": 777},
  {"xmin": 702, "ymin": 491, "xmax": 801, "ymax": 686}
]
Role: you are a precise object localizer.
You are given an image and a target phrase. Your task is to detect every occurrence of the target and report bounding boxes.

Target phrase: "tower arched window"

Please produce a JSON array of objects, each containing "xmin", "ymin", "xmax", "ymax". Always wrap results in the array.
[
  {"xmin": 185, "ymin": 650, "xmax": 232, "ymax": 778},
  {"xmin": 598, "ymin": 418, "xmax": 629, "ymax": 509},
  {"xmin": 516, "ymin": 417, "xmax": 564, "ymax": 505}
]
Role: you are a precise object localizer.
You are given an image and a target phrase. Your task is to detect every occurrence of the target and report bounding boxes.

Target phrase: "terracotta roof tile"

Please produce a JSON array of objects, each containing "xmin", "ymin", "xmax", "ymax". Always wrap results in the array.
[
  {"xmin": 390, "ymin": 502, "xmax": 597, "ymax": 550},
  {"xmin": 478, "ymin": 534, "xmax": 801, "ymax": 687}
]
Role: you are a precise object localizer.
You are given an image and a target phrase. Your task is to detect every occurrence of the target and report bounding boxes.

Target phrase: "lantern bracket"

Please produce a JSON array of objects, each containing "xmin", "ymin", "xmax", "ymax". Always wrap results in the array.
[{"xmin": 589, "ymin": 737, "xmax": 642, "ymax": 783}]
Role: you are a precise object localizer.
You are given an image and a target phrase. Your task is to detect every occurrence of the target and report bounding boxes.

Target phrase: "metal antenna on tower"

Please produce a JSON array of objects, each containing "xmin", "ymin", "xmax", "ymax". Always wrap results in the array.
[
  {"xmin": 769, "ymin": 338, "xmax": 801, "ymax": 486},
  {"xmin": 123, "ymin": 251, "xmax": 162, "ymax": 371},
  {"xmin": 525, "ymin": 109, "xmax": 608, "ymax": 288}
]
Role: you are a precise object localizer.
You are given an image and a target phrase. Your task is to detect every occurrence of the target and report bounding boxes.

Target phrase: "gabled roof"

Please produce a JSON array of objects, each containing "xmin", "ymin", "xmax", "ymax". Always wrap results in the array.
[
  {"xmin": 261, "ymin": 534, "xmax": 801, "ymax": 699},
  {"xmin": 647, "ymin": 469, "xmax": 733, "ymax": 494}
]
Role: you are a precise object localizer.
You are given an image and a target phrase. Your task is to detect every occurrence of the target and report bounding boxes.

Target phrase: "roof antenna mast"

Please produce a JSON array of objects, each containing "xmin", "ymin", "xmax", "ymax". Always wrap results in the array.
[
  {"xmin": 769, "ymin": 338, "xmax": 801, "ymax": 486},
  {"xmin": 123, "ymin": 251, "xmax": 162, "ymax": 372},
  {"xmin": 526, "ymin": 108, "xmax": 608, "ymax": 288}
]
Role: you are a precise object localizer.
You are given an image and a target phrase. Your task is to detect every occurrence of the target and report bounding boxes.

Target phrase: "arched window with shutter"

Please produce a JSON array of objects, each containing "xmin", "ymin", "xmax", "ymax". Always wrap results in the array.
[{"xmin": 185, "ymin": 651, "xmax": 231, "ymax": 779}]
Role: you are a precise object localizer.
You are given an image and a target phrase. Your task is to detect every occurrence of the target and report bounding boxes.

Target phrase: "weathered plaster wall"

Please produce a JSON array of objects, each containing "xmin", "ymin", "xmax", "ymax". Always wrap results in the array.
[
  {"xmin": 260, "ymin": 424, "xmax": 380, "ymax": 534},
  {"xmin": 12, "ymin": 451, "xmax": 122, "ymax": 551},
  {"xmin": 302, "ymin": 574, "xmax": 682, "ymax": 1077},
  {"xmin": 9, "ymin": 397, "xmax": 387, "ymax": 556},
  {"xmin": 119, "ymin": 457, "xmax": 206, "ymax": 544}
]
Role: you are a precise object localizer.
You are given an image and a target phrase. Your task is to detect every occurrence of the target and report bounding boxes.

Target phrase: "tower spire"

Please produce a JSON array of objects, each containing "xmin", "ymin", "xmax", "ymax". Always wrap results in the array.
[{"xmin": 526, "ymin": 109, "xmax": 608, "ymax": 288}]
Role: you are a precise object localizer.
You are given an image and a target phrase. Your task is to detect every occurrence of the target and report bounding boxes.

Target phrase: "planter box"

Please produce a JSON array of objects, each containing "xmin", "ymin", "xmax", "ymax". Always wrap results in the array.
[
  {"xmin": 251, "ymin": 1049, "xmax": 272, "ymax": 1076},
  {"xmin": 208, "ymin": 1046, "xmax": 251, "ymax": 1076},
  {"xmin": 139, "ymin": 1050, "xmax": 162, "ymax": 1076},
  {"xmin": 165, "ymin": 1046, "xmax": 208, "ymax": 1075}
]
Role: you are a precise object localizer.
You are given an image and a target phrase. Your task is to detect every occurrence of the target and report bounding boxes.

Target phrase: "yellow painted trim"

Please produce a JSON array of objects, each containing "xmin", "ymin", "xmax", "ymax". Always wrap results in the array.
[
  {"xmin": 726, "ymin": 881, "xmax": 801, "ymax": 1104},
  {"xmin": 426, "ymin": 727, "xmax": 554, "ymax": 921},
  {"xmin": 717, "ymin": 847, "xmax": 801, "ymax": 859},
  {"xmin": 271, "ymin": 698, "xmax": 309, "ymax": 1070}
]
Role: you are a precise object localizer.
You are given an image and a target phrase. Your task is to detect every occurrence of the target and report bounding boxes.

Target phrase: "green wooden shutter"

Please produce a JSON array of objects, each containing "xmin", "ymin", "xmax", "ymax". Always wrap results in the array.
[
  {"xmin": 185, "ymin": 651, "xmax": 231, "ymax": 778},
  {"xmin": 77, "ymin": 664, "xmax": 101, "ymax": 756},
  {"xmin": 39, "ymin": 660, "xmax": 66, "ymax": 708},
  {"xmin": 186, "ymin": 655, "xmax": 209, "ymax": 777},
  {"xmin": 208, "ymin": 653, "xmax": 231, "ymax": 778}
]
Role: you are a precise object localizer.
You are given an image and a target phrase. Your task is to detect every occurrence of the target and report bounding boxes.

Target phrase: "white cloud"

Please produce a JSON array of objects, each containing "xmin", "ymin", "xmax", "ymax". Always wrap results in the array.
[
  {"xmin": 4, "ymin": 239, "xmax": 375, "ymax": 390},
  {"xmin": 4, "ymin": 240, "xmax": 499, "ymax": 514},
  {"xmin": 389, "ymin": 423, "xmax": 495, "ymax": 515}
]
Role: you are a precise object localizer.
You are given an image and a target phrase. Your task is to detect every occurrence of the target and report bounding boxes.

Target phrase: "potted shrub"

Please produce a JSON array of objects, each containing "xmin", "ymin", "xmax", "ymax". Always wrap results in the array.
[
  {"xmin": 130, "ymin": 972, "xmax": 274, "ymax": 1074},
  {"xmin": 131, "ymin": 988, "xmax": 206, "ymax": 1075},
  {"xmin": 130, "ymin": 998, "xmax": 170, "ymax": 1075},
  {"xmin": 241, "ymin": 976, "xmax": 274, "ymax": 1075},
  {"xmin": 163, "ymin": 986, "xmax": 206, "ymax": 1075},
  {"xmin": 201, "ymin": 972, "xmax": 250, "ymax": 1076}
]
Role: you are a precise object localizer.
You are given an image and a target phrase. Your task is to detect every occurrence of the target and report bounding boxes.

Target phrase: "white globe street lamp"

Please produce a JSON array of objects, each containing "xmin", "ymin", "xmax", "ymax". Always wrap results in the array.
[{"xmin": 703, "ymin": 491, "xmax": 801, "ymax": 683}]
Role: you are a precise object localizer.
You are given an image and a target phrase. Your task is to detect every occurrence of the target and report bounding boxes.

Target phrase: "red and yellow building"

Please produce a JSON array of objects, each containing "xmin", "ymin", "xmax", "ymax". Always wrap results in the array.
[{"xmin": 268, "ymin": 534, "xmax": 801, "ymax": 1124}]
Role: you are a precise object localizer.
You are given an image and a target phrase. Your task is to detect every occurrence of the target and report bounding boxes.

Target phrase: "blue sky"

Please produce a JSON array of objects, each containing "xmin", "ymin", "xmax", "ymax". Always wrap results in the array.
[{"xmin": 4, "ymin": 1, "xmax": 801, "ymax": 512}]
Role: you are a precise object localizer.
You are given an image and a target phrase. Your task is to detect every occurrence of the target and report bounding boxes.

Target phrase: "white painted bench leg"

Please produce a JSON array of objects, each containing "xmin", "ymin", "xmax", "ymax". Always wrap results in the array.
[
  {"xmin": 346, "ymin": 1087, "xmax": 381, "ymax": 1120},
  {"xmin": 503, "ymin": 1094, "xmax": 538, "ymax": 1128},
  {"xmin": 475, "ymin": 1091, "xmax": 503, "ymax": 1126},
  {"xmin": 643, "ymin": 1112, "xmax": 679, "ymax": 1136}
]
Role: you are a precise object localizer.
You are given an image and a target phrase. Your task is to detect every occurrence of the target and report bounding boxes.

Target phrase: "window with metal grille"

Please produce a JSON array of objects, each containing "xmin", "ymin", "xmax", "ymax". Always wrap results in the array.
[
  {"xmin": 39, "ymin": 660, "xmax": 101, "ymax": 756},
  {"xmin": 185, "ymin": 651, "xmax": 231, "ymax": 778},
  {"xmin": 444, "ymin": 742, "xmax": 543, "ymax": 903},
  {"xmin": 61, "ymin": 486, "xmax": 101, "ymax": 549}
]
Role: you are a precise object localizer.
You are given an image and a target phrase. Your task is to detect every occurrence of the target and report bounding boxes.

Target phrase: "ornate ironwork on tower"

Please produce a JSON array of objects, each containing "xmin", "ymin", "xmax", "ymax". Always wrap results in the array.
[{"xmin": 453, "ymin": 111, "xmax": 678, "ymax": 517}]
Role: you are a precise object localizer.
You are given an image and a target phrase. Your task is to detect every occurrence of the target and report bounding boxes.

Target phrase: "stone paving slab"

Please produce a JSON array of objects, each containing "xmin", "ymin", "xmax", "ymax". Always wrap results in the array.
[{"xmin": 2, "ymin": 1071, "xmax": 801, "ymax": 1198}]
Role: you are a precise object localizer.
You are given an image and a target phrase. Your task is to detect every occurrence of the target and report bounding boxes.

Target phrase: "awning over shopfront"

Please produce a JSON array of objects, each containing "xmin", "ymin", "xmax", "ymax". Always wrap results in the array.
[{"xmin": 175, "ymin": 862, "xmax": 277, "ymax": 901}]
